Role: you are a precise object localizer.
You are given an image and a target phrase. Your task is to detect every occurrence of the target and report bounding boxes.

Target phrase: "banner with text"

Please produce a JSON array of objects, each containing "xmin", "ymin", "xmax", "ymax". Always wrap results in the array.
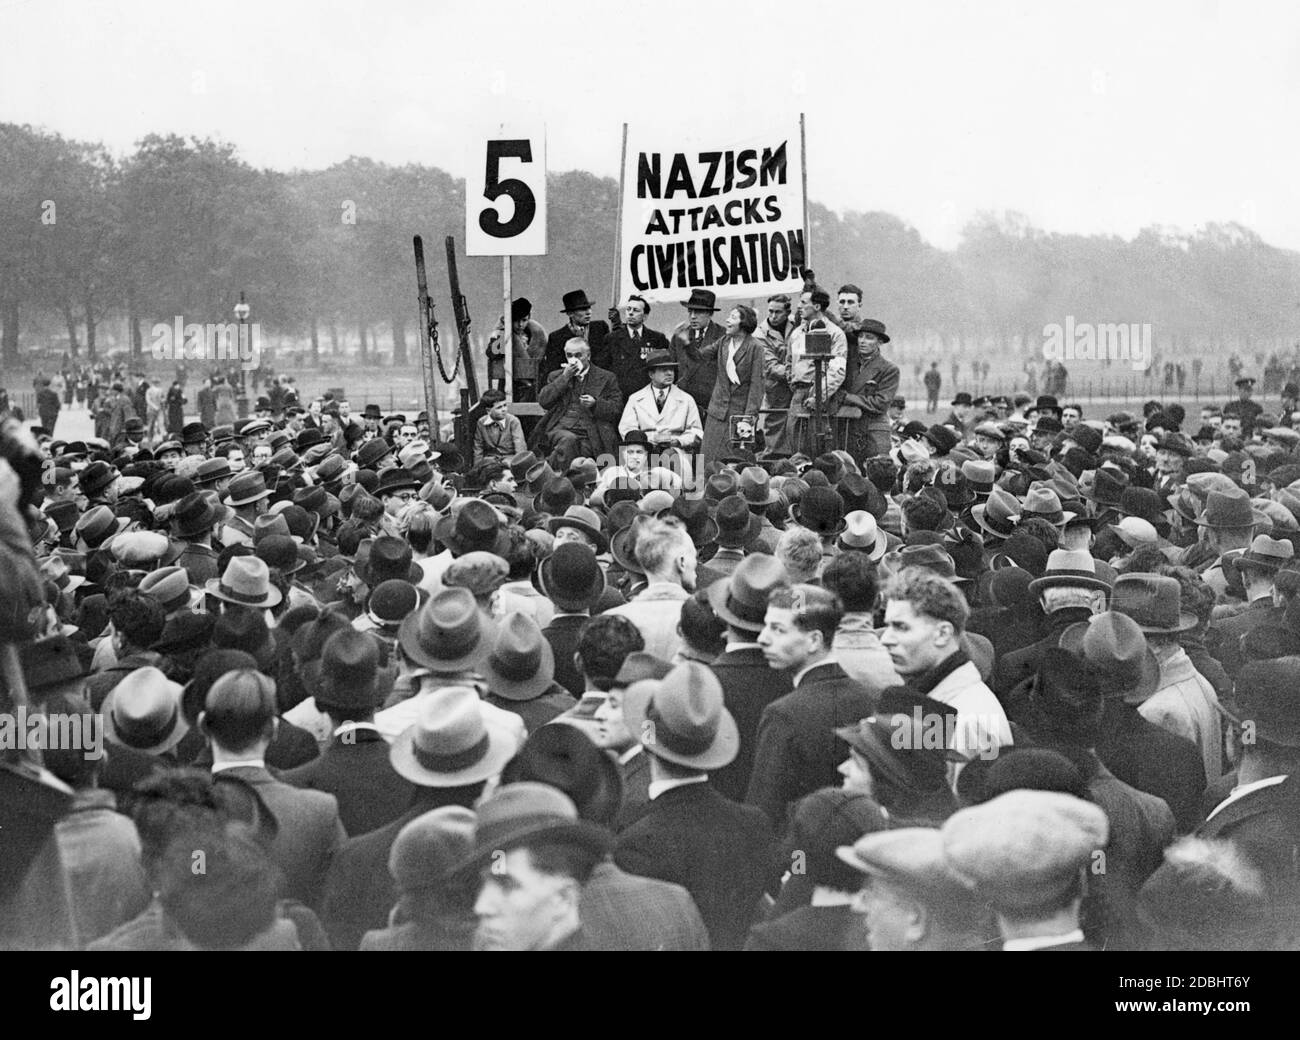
[{"xmin": 619, "ymin": 118, "xmax": 807, "ymax": 305}]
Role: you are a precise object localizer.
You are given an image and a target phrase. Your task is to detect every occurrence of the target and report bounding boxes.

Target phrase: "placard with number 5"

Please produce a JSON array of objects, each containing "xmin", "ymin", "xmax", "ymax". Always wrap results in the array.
[{"xmin": 465, "ymin": 126, "xmax": 547, "ymax": 255}]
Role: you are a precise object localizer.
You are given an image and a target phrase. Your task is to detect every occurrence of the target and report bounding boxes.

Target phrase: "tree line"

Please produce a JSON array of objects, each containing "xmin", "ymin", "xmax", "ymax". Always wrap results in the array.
[{"xmin": 2, "ymin": 122, "xmax": 1298, "ymax": 372}]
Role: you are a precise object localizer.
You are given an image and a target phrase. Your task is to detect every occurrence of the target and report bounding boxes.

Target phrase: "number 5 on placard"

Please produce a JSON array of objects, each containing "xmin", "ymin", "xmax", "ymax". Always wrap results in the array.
[
  {"xmin": 466, "ymin": 126, "xmax": 547, "ymax": 256},
  {"xmin": 480, "ymin": 140, "xmax": 535, "ymax": 238}
]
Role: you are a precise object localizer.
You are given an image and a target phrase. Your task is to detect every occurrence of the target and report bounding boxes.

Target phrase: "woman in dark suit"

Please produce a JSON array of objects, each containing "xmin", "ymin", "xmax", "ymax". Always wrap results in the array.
[{"xmin": 702, "ymin": 305, "xmax": 766, "ymax": 465}]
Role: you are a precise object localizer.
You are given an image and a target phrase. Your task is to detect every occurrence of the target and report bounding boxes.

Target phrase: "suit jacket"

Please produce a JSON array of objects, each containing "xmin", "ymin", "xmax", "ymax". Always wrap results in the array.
[
  {"xmin": 216, "ymin": 764, "xmax": 346, "ymax": 910},
  {"xmin": 535, "ymin": 364, "xmax": 623, "ymax": 460},
  {"xmin": 619, "ymin": 384, "xmax": 704, "ymax": 447},
  {"xmin": 1197, "ymin": 773, "xmax": 1300, "ymax": 916},
  {"xmin": 1096, "ymin": 701, "xmax": 1206, "ymax": 834},
  {"xmin": 615, "ymin": 745, "xmax": 652, "ymax": 831},
  {"xmin": 992, "ymin": 608, "xmax": 1094, "ymax": 705},
  {"xmin": 669, "ymin": 320, "xmax": 726, "ymax": 411},
  {"xmin": 281, "ymin": 727, "xmax": 416, "ymax": 837},
  {"xmin": 604, "ymin": 325, "xmax": 671, "ymax": 403},
  {"xmin": 485, "ymin": 683, "xmax": 577, "ymax": 734},
  {"xmin": 710, "ymin": 646, "xmax": 794, "ymax": 803},
  {"xmin": 169, "ymin": 539, "xmax": 219, "ymax": 586},
  {"xmin": 543, "ymin": 613, "xmax": 589, "ymax": 697},
  {"xmin": 1081, "ymin": 757, "xmax": 1175, "ymax": 948},
  {"xmin": 473, "ymin": 412, "xmax": 527, "ymax": 461},
  {"xmin": 706, "ymin": 334, "xmax": 767, "ymax": 422},
  {"xmin": 322, "ymin": 787, "xmax": 480, "ymax": 950},
  {"xmin": 541, "ymin": 320, "xmax": 611, "ymax": 384},
  {"xmin": 581, "ymin": 860, "xmax": 710, "ymax": 951},
  {"xmin": 843, "ymin": 352, "xmax": 901, "ymax": 429},
  {"xmin": 615, "ymin": 781, "xmax": 774, "ymax": 951},
  {"xmin": 745, "ymin": 661, "xmax": 877, "ymax": 830},
  {"xmin": 744, "ymin": 903, "xmax": 865, "ymax": 951},
  {"xmin": 1207, "ymin": 597, "xmax": 1282, "ymax": 680}
]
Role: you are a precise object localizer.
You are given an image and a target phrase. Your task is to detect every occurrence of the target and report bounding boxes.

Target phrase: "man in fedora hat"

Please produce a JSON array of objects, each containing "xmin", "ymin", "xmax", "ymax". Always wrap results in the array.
[
  {"xmin": 138, "ymin": 566, "xmax": 201, "ymax": 621},
  {"xmin": 101, "ymin": 665, "xmax": 190, "ymax": 766},
  {"xmin": 748, "ymin": 583, "xmax": 877, "ymax": 828},
  {"xmin": 220, "ymin": 471, "xmax": 272, "ymax": 547},
  {"xmin": 282, "ymin": 629, "xmax": 416, "ymax": 837},
  {"xmin": 942, "ymin": 790, "xmax": 1109, "ymax": 950},
  {"xmin": 1199, "ymin": 659, "xmax": 1300, "ymax": 918},
  {"xmin": 1193, "ymin": 485, "xmax": 1268, "ymax": 602},
  {"xmin": 1111, "ymin": 573, "xmax": 1222, "ymax": 780},
  {"xmin": 470, "ymin": 782, "xmax": 614, "ymax": 951},
  {"xmin": 323, "ymin": 685, "xmax": 521, "ymax": 949},
  {"xmin": 540, "ymin": 289, "xmax": 611, "ymax": 386},
  {"xmin": 538, "ymin": 543, "xmax": 615, "ymax": 697},
  {"xmin": 617, "ymin": 349, "xmax": 703, "ymax": 453},
  {"xmin": 356, "ymin": 806, "xmax": 479, "ymax": 951},
  {"xmin": 200, "ymin": 668, "xmax": 346, "ymax": 909},
  {"xmin": 668, "ymin": 288, "xmax": 726, "ymax": 414},
  {"xmin": 373, "ymin": 586, "xmax": 500, "ymax": 730},
  {"xmin": 837, "ymin": 827, "xmax": 995, "ymax": 951},
  {"xmin": 166, "ymin": 491, "xmax": 223, "ymax": 585},
  {"xmin": 696, "ymin": 495, "xmax": 760, "ymax": 584},
  {"xmin": 205, "ymin": 555, "xmax": 283, "ymax": 615},
  {"xmin": 705, "ymin": 554, "xmax": 795, "ymax": 801},
  {"xmin": 534, "ymin": 337, "xmax": 624, "ymax": 471},
  {"xmin": 1207, "ymin": 535, "xmax": 1293, "ymax": 678},
  {"xmin": 841, "ymin": 321, "xmax": 900, "ymax": 462},
  {"xmin": 992, "ymin": 547, "xmax": 1111, "ymax": 702},
  {"xmin": 1061, "ymin": 612, "xmax": 1207, "ymax": 833},
  {"xmin": 613, "ymin": 661, "xmax": 775, "ymax": 950},
  {"xmin": 944, "ymin": 391, "xmax": 976, "ymax": 440},
  {"xmin": 481, "ymin": 612, "xmax": 576, "ymax": 733}
]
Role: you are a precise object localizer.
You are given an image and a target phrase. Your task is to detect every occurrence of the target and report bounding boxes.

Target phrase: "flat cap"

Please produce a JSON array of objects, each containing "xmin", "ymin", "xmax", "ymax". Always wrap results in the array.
[
  {"xmin": 837, "ymin": 827, "xmax": 975, "ymax": 905},
  {"xmin": 941, "ymin": 790, "xmax": 1109, "ymax": 910}
]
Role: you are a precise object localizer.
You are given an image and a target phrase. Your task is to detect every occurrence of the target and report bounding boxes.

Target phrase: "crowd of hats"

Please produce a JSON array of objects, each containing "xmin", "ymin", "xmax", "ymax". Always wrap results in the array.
[{"xmin": 14, "ymin": 370, "xmax": 1300, "ymax": 953}]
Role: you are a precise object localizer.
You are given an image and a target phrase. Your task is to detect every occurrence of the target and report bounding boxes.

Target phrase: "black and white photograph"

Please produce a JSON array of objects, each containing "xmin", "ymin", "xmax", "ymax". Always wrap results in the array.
[{"xmin": 1, "ymin": 0, "xmax": 1298, "ymax": 991}]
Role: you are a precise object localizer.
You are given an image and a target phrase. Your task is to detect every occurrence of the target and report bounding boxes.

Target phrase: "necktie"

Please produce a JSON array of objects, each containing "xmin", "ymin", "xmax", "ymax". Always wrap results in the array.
[{"xmin": 656, "ymin": 388, "xmax": 666, "ymax": 412}]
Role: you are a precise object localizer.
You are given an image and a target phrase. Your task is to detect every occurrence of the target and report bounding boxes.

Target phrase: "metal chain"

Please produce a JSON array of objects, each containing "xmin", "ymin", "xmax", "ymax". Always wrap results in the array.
[{"xmin": 430, "ymin": 313, "xmax": 462, "ymax": 383}]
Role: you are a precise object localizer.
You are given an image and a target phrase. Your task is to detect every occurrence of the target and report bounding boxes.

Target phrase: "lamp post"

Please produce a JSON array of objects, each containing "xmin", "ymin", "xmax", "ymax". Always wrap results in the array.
[{"xmin": 234, "ymin": 293, "xmax": 251, "ymax": 418}]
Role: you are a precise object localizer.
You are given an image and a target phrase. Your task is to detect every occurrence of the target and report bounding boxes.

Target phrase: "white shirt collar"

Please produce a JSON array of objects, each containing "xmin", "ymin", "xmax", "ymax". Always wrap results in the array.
[
  {"xmin": 793, "ymin": 654, "xmax": 836, "ymax": 687},
  {"xmin": 1206, "ymin": 774, "xmax": 1288, "ymax": 820},
  {"xmin": 619, "ymin": 744, "xmax": 643, "ymax": 766},
  {"xmin": 1003, "ymin": 929, "xmax": 1085, "ymax": 951},
  {"xmin": 810, "ymin": 886, "xmax": 855, "ymax": 907},
  {"xmin": 211, "ymin": 759, "xmax": 266, "ymax": 774},
  {"xmin": 332, "ymin": 721, "xmax": 380, "ymax": 738},
  {"xmin": 648, "ymin": 775, "xmax": 708, "ymax": 800},
  {"xmin": 725, "ymin": 640, "xmax": 761, "ymax": 652}
]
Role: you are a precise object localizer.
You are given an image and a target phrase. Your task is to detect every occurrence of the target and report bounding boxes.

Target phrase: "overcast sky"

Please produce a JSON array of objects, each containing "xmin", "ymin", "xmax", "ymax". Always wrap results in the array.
[{"xmin": 4, "ymin": 0, "xmax": 1299, "ymax": 250}]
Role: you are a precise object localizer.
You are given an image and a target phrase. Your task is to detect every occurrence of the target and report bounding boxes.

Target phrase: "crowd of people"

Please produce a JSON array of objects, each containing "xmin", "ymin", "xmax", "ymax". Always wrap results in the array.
[{"xmin": 3, "ymin": 283, "xmax": 1300, "ymax": 953}]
